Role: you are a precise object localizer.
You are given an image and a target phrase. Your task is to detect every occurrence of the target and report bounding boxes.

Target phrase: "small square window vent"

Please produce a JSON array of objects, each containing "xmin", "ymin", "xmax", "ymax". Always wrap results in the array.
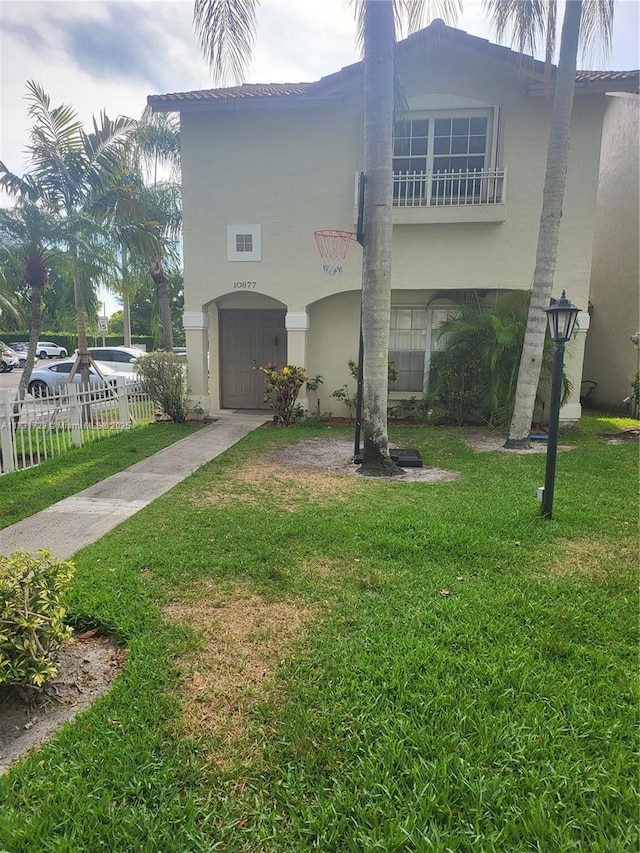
[{"xmin": 227, "ymin": 225, "xmax": 261, "ymax": 261}]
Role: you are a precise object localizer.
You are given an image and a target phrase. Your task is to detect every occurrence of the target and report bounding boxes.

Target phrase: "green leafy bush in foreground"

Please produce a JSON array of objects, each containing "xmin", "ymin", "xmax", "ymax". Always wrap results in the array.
[
  {"xmin": 135, "ymin": 351, "xmax": 188, "ymax": 423},
  {"xmin": 0, "ymin": 550, "xmax": 74, "ymax": 688}
]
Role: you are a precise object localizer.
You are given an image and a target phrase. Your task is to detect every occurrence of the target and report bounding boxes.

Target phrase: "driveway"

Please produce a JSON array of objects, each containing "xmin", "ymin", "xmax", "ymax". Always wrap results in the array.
[{"xmin": 0, "ymin": 368, "xmax": 22, "ymax": 392}]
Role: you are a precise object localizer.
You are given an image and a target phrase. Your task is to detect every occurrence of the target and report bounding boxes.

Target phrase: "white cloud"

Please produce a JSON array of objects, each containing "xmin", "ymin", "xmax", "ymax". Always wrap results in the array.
[{"xmin": 2, "ymin": 0, "xmax": 637, "ymax": 176}]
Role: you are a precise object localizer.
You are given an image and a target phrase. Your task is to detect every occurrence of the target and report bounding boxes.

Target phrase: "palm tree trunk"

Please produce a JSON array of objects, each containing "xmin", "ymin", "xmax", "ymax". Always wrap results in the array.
[
  {"xmin": 505, "ymin": 0, "xmax": 583, "ymax": 449},
  {"xmin": 149, "ymin": 257, "xmax": 174, "ymax": 351},
  {"xmin": 123, "ymin": 295, "xmax": 132, "ymax": 347},
  {"xmin": 360, "ymin": 0, "xmax": 399, "ymax": 476},
  {"xmin": 70, "ymin": 248, "xmax": 94, "ymax": 424},
  {"xmin": 122, "ymin": 245, "xmax": 132, "ymax": 347},
  {"xmin": 18, "ymin": 270, "xmax": 47, "ymax": 399}
]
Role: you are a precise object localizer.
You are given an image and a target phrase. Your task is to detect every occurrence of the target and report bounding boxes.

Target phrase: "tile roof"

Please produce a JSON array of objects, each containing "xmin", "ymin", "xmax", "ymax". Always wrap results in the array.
[
  {"xmin": 148, "ymin": 21, "xmax": 639, "ymax": 109},
  {"xmin": 575, "ymin": 70, "xmax": 639, "ymax": 82},
  {"xmin": 153, "ymin": 82, "xmax": 313, "ymax": 103}
]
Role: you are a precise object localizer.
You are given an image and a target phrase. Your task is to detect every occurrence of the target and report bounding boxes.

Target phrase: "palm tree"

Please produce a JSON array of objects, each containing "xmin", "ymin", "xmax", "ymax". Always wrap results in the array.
[
  {"xmin": 0, "ymin": 81, "xmax": 137, "ymax": 389},
  {"xmin": 484, "ymin": 0, "xmax": 614, "ymax": 448},
  {"xmin": 432, "ymin": 289, "xmax": 570, "ymax": 426},
  {"xmin": 112, "ymin": 112, "xmax": 182, "ymax": 351},
  {"xmin": 192, "ymin": 0, "xmax": 458, "ymax": 474},
  {"xmin": 95, "ymin": 174, "xmax": 175, "ymax": 349},
  {"xmin": 138, "ymin": 181, "xmax": 181, "ymax": 352},
  {"xmin": 0, "ymin": 200, "xmax": 66, "ymax": 393}
]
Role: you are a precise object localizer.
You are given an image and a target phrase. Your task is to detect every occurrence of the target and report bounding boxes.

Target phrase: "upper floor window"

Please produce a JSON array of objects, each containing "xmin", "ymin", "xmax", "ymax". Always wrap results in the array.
[
  {"xmin": 394, "ymin": 114, "xmax": 488, "ymax": 175},
  {"xmin": 392, "ymin": 109, "xmax": 504, "ymax": 207}
]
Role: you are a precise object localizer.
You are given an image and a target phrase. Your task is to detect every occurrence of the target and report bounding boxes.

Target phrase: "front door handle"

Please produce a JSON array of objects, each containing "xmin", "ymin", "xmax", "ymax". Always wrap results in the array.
[{"xmin": 251, "ymin": 359, "xmax": 257, "ymax": 372}]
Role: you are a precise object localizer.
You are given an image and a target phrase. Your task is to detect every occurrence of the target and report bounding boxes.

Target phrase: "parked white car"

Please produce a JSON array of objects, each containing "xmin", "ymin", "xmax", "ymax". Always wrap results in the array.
[
  {"xmin": 1, "ymin": 342, "xmax": 19, "ymax": 372},
  {"xmin": 36, "ymin": 341, "xmax": 68, "ymax": 358},
  {"xmin": 76, "ymin": 346, "xmax": 147, "ymax": 376},
  {"xmin": 5, "ymin": 346, "xmax": 27, "ymax": 368}
]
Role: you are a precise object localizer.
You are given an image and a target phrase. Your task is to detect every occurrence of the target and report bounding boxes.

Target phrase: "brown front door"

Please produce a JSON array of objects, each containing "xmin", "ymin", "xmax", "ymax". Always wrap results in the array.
[{"xmin": 220, "ymin": 309, "xmax": 287, "ymax": 409}]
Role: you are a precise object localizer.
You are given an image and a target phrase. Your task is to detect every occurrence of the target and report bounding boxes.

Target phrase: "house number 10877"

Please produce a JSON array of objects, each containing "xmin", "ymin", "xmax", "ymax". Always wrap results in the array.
[{"xmin": 233, "ymin": 281, "xmax": 257, "ymax": 289}]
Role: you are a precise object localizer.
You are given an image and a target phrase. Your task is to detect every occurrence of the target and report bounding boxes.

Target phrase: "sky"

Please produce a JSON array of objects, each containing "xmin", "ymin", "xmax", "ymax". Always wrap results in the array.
[{"xmin": 1, "ymin": 0, "xmax": 638, "ymax": 314}]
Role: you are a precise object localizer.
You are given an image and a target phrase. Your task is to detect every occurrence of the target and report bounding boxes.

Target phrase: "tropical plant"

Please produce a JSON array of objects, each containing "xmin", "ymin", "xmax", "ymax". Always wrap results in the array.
[
  {"xmin": 430, "ymin": 289, "xmax": 571, "ymax": 426},
  {"xmin": 332, "ymin": 358, "xmax": 398, "ymax": 419},
  {"xmin": 192, "ymin": 0, "xmax": 459, "ymax": 475},
  {"xmin": 129, "ymin": 262, "xmax": 185, "ymax": 347},
  {"xmin": 260, "ymin": 362, "xmax": 308, "ymax": 425},
  {"xmin": 0, "ymin": 550, "xmax": 75, "ymax": 690},
  {"xmin": 0, "ymin": 81, "xmax": 137, "ymax": 393},
  {"xmin": 125, "ymin": 111, "xmax": 182, "ymax": 351},
  {"xmin": 0, "ymin": 201, "xmax": 68, "ymax": 394},
  {"xmin": 484, "ymin": 0, "xmax": 614, "ymax": 447}
]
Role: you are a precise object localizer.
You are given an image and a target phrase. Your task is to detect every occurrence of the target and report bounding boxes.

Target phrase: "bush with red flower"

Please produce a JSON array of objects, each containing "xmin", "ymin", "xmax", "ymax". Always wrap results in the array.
[{"xmin": 260, "ymin": 362, "xmax": 308, "ymax": 425}]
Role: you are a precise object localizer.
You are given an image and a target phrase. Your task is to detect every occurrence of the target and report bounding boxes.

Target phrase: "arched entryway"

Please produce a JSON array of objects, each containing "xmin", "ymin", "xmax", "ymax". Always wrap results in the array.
[{"xmin": 219, "ymin": 304, "xmax": 287, "ymax": 409}]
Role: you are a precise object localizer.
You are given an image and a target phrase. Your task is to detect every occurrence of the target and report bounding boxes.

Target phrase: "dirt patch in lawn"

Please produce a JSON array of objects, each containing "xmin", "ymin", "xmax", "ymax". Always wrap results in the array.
[
  {"xmin": 0, "ymin": 631, "xmax": 125, "ymax": 775},
  {"xmin": 165, "ymin": 582, "xmax": 315, "ymax": 765},
  {"xmin": 264, "ymin": 435, "xmax": 460, "ymax": 482},
  {"xmin": 546, "ymin": 537, "xmax": 637, "ymax": 580},
  {"xmin": 461, "ymin": 433, "xmax": 576, "ymax": 453},
  {"xmin": 191, "ymin": 459, "xmax": 367, "ymax": 512}
]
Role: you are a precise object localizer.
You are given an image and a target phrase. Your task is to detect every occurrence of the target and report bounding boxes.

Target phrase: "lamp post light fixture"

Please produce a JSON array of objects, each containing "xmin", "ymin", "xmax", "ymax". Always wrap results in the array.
[{"xmin": 540, "ymin": 290, "xmax": 580, "ymax": 519}]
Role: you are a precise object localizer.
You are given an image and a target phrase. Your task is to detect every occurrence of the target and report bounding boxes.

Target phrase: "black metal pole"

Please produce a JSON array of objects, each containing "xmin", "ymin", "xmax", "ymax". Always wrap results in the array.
[
  {"xmin": 541, "ymin": 341, "xmax": 565, "ymax": 519},
  {"xmin": 354, "ymin": 313, "xmax": 364, "ymax": 459},
  {"xmin": 354, "ymin": 171, "xmax": 366, "ymax": 460}
]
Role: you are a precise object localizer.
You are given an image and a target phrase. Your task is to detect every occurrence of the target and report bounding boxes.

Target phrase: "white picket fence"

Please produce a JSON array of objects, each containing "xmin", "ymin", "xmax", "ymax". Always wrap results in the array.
[{"xmin": 0, "ymin": 379, "xmax": 154, "ymax": 475}]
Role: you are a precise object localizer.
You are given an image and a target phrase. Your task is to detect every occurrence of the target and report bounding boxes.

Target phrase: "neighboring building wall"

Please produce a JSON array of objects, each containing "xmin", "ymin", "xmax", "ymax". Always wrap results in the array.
[
  {"xmin": 583, "ymin": 93, "xmax": 640, "ymax": 412},
  {"xmin": 179, "ymin": 49, "xmax": 606, "ymax": 417}
]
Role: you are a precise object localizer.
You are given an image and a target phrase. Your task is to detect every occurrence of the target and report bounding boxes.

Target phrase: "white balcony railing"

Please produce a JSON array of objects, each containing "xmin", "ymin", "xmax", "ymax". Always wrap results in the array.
[{"xmin": 393, "ymin": 168, "xmax": 507, "ymax": 208}]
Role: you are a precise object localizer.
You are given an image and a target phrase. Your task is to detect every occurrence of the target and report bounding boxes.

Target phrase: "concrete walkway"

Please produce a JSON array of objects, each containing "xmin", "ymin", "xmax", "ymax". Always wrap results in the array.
[{"xmin": 0, "ymin": 411, "xmax": 267, "ymax": 560}]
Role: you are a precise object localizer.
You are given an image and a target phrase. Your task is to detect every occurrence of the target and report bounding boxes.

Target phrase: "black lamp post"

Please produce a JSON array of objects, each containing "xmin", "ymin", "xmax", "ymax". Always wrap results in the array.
[{"xmin": 541, "ymin": 290, "xmax": 580, "ymax": 519}]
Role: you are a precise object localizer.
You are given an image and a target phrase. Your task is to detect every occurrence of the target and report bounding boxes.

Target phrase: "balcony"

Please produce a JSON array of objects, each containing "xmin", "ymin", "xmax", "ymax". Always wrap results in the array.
[{"xmin": 392, "ymin": 168, "xmax": 507, "ymax": 224}]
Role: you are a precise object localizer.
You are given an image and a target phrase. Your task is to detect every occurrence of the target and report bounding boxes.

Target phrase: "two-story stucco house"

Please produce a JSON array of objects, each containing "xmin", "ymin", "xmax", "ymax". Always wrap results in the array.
[{"xmin": 148, "ymin": 20, "xmax": 639, "ymax": 420}]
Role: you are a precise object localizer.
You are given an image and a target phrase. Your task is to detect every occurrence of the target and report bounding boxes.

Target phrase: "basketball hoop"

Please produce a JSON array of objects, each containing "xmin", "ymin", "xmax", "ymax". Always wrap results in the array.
[{"xmin": 314, "ymin": 229, "xmax": 356, "ymax": 276}]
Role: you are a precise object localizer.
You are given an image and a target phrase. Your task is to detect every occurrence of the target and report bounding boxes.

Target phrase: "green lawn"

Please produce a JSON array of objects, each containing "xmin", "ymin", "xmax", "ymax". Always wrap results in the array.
[
  {"xmin": 1, "ymin": 422, "xmax": 199, "ymax": 530},
  {"xmin": 0, "ymin": 414, "xmax": 637, "ymax": 852}
]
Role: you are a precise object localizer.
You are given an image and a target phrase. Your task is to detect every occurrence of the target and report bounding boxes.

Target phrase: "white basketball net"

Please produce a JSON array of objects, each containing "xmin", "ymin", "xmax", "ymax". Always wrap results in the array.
[{"xmin": 314, "ymin": 230, "xmax": 355, "ymax": 276}]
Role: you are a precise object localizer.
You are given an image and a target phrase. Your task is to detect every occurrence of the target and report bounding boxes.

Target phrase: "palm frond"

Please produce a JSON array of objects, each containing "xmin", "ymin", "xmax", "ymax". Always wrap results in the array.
[
  {"xmin": 482, "ymin": 0, "xmax": 547, "ymax": 56},
  {"xmin": 0, "ymin": 166, "xmax": 41, "ymax": 201},
  {"xmin": 193, "ymin": 0, "xmax": 259, "ymax": 85},
  {"xmin": 580, "ymin": 0, "xmax": 614, "ymax": 65},
  {"xmin": 353, "ymin": 0, "xmax": 461, "ymax": 52}
]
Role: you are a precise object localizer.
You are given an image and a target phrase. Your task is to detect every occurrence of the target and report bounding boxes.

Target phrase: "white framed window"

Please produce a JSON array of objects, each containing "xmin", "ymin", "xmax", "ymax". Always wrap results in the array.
[
  {"xmin": 389, "ymin": 303, "xmax": 457, "ymax": 393},
  {"xmin": 389, "ymin": 308, "xmax": 428, "ymax": 392},
  {"xmin": 227, "ymin": 224, "xmax": 261, "ymax": 261},
  {"xmin": 392, "ymin": 108, "xmax": 502, "ymax": 206},
  {"xmin": 393, "ymin": 110, "xmax": 492, "ymax": 174}
]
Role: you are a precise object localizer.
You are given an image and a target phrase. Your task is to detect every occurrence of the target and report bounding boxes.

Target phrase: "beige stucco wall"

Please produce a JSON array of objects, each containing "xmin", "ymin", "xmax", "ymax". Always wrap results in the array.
[
  {"xmin": 179, "ymin": 48, "xmax": 606, "ymax": 419},
  {"xmin": 582, "ymin": 93, "xmax": 640, "ymax": 413}
]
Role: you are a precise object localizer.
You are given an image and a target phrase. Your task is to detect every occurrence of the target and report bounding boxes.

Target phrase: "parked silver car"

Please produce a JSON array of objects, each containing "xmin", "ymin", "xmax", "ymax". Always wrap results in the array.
[{"xmin": 27, "ymin": 358, "xmax": 119, "ymax": 397}]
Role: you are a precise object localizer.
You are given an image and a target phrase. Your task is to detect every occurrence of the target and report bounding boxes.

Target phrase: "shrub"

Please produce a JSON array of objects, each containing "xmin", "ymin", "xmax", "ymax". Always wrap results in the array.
[
  {"xmin": 0, "ymin": 550, "xmax": 75, "ymax": 689},
  {"xmin": 260, "ymin": 363, "xmax": 308, "ymax": 425},
  {"xmin": 135, "ymin": 351, "xmax": 187, "ymax": 423},
  {"xmin": 331, "ymin": 359, "xmax": 398, "ymax": 418},
  {"xmin": 388, "ymin": 397, "xmax": 436, "ymax": 424},
  {"xmin": 432, "ymin": 290, "xmax": 572, "ymax": 427}
]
